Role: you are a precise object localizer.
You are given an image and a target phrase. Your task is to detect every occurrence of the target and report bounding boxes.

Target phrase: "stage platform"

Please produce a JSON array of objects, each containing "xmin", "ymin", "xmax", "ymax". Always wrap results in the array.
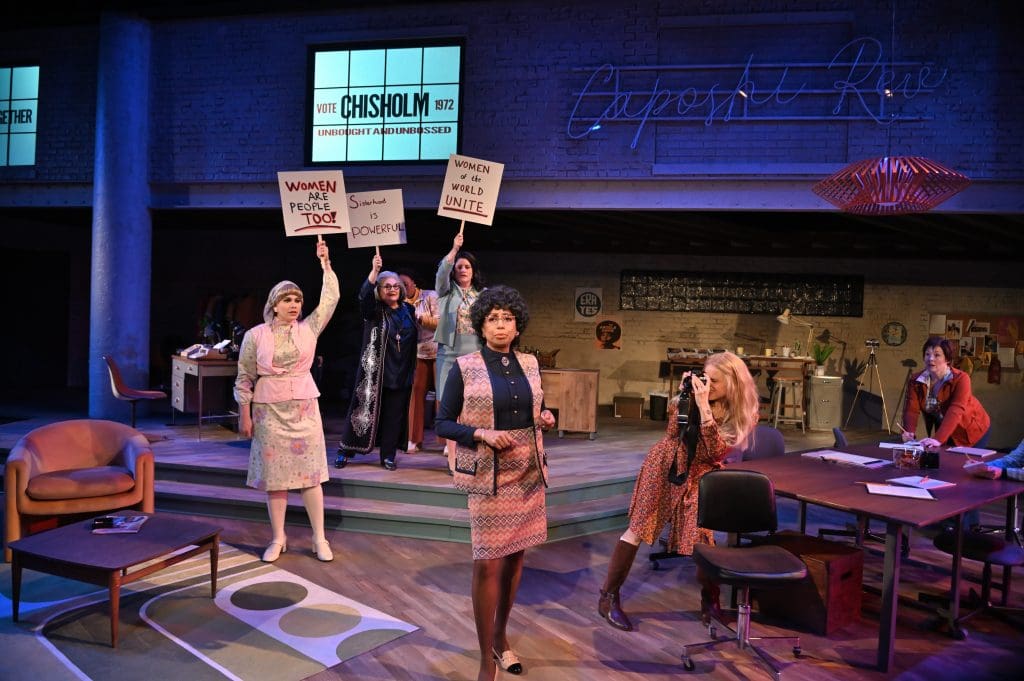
[{"xmin": 2, "ymin": 392, "xmax": 853, "ymax": 543}]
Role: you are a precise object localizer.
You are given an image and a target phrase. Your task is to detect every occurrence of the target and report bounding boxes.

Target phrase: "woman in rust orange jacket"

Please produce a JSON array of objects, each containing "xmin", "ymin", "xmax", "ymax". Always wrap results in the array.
[{"xmin": 902, "ymin": 336, "xmax": 991, "ymax": 448}]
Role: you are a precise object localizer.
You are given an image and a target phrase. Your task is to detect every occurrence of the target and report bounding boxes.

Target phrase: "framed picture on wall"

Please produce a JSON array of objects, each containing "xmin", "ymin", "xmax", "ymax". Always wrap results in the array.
[
  {"xmin": 983, "ymin": 334, "xmax": 999, "ymax": 353},
  {"xmin": 959, "ymin": 336, "xmax": 975, "ymax": 357},
  {"xmin": 971, "ymin": 321, "xmax": 990, "ymax": 337},
  {"xmin": 945, "ymin": 319, "xmax": 962, "ymax": 338},
  {"xmin": 995, "ymin": 317, "xmax": 1021, "ymax": 345}
]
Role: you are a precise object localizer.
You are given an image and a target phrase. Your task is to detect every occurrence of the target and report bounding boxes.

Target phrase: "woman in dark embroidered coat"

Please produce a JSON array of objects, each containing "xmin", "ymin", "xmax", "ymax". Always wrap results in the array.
[{"xmin": 336, "ymin": 253, "xmax": 418, "ymax": 471}]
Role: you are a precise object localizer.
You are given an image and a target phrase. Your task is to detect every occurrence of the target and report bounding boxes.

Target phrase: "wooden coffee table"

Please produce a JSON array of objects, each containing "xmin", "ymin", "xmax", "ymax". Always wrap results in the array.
[{"xmin": 9, "ymin": 512, "xmax": 222, "ymax": 647}]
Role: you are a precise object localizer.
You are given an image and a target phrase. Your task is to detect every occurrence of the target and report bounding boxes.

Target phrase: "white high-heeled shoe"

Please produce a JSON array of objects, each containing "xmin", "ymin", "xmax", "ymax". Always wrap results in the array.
[
  {"xmin": 314, "ymin": 539, "xmax": 334, "ymax": 562},
  {"xmin": 262, "ymin": 541, "xmax": 287, "ymax": 562}
]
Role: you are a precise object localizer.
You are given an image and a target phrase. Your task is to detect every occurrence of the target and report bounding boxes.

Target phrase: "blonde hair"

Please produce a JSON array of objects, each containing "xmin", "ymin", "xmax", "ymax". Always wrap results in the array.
[{"xmin": 704, "ymin": 351, "xmax": 760, "ymax": 450}]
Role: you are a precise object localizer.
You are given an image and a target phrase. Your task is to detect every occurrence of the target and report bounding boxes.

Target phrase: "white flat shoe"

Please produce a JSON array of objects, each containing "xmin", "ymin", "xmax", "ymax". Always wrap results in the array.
[
  {"xmin": 493, "ymin": 648, "xmax": 523, "ymax": 675},
  {"xmin": 407, "ymin": 441, "xmax": 420, "ymax": 453},
  {"xmin": 314, "ymin": 540, "xmax": 334, "ymax": 562},
  {"xmin": 262, "ymin": 541, "xmax": 287, "ymax": 562}
]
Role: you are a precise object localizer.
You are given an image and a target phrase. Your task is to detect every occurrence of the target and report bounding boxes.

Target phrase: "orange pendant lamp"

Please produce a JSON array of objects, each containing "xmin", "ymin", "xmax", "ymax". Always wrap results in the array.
[{"xmin": 812, "ymin": 155, "xmax": 971, "ymax": 215}]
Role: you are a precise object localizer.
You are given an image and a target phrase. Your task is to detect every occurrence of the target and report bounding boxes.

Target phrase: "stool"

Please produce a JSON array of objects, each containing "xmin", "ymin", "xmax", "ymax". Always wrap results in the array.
[
  {"xmin": 770, "ymin": 375, "xmax": 805, "ymax": 433},
  {"xmin": 924, "ymin": 529, "xmax": 1024, "ymax": 637}
]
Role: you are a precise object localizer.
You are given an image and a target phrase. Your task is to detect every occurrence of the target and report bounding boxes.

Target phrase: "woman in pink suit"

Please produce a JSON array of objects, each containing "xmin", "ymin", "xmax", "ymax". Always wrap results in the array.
[{"xmin": 235, "ymin": 239, "xmax": 339, "ymax": 563}]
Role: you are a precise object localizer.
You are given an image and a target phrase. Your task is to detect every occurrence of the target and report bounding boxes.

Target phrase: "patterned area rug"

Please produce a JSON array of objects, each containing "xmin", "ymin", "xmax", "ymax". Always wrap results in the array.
[{"xmin": 0, "ymin": 545, "xmax": 416, "ymax": 681}]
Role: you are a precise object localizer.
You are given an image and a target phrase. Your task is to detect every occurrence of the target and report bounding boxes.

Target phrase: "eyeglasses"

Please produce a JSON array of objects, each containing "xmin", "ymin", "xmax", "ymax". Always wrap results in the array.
[
  {"xmin": 485, "ymin": 314, "xmax": 516, "ymax": 325},
  {"xmin": 380, "ymin": 284, "xmax": 401, "ymax": 290}
]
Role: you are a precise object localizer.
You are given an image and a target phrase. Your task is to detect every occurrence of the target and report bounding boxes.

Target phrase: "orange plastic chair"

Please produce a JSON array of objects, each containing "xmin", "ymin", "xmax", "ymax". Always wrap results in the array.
[{"xmin": 103, "ymin": 355, "xmax": 168, "ymax": 427}]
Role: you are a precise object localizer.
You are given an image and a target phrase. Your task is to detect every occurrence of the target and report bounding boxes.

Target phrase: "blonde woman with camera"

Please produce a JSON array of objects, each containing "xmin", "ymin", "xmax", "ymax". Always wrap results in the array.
[{"xmin": 597, "ymin": 351, "xmax": 759, "ymax": 631}]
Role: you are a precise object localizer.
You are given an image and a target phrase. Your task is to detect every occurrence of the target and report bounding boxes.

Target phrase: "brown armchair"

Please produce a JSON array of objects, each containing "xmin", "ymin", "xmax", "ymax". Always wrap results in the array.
[{"xmin": 4, "ymin": 419, "xmax": 155, "ymax": 562}]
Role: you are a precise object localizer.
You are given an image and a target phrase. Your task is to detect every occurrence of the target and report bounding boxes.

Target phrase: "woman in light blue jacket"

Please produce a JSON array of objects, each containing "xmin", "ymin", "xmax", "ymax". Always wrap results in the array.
[{"xmin": 434, "ymin": 232, "xmax": 486, "ymax": 452}]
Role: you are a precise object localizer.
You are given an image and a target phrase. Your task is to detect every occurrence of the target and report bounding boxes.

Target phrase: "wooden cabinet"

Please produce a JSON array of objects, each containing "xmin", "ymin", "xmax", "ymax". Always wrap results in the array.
[{"xmin": 541, "ymin": 368, "xmax": 599, "ymax": 439}]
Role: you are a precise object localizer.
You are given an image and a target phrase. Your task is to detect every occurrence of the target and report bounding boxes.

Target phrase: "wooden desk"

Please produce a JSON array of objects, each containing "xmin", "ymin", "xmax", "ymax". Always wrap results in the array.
[
  {"xmin": 171, "ymin": 356, "xmax": 238, "ymax": 438},
  {"xmin": 541, "ymin": 368, "xmax": 599, "ymax": 439},
  {"xmin": 10, "ymin": 513, "xmax": 221, "ymax": 647},
  {"xmin": 735, "ymin": 446, "xmax": 1023, "ymax": 672}
]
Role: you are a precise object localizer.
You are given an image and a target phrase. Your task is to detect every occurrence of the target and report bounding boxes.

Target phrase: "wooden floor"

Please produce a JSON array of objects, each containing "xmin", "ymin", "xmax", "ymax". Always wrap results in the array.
[{"xmin": 2, "ymin": 394, "xmax": 1023, "ymax": 680}]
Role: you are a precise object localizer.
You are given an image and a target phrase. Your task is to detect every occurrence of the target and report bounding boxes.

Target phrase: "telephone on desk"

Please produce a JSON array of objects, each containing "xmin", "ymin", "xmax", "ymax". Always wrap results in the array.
[{"xmin": 180, "ymin": 340, "xmax": 230, "ymax": 360}]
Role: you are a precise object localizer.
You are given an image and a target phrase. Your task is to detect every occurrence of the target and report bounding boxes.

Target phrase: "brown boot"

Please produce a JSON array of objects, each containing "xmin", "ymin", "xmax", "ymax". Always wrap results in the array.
[
  {"xmin": 598, "ymin": 540, "xmax": 639, "ymax": 631},
  {"xmin": 697, "ymin": 567, "xmax": 728, "ymax": 626},
  {"xmin": 699, "ymin": 585, "xmax": 723, "ymax": 626}
]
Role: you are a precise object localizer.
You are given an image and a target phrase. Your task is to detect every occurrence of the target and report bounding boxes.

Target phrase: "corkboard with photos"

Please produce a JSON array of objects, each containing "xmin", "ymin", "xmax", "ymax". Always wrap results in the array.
[{"xmin": 934, "ymin": 313, "xmax": 1023, "ymax": 373}]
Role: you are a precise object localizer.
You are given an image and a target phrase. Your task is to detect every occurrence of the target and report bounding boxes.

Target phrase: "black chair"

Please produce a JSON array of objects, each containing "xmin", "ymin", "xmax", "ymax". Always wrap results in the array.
[
  {"xmin": 650, "ymin": 425, "xmax": 784, "ymax": 570},
  {"xmin": 816, "ymin": 427, "xmax": 896, "ymax": 551},
  {"xmin": 681, "ymin": 469, "xmax": 808, "ymax": 678},
  {"xmin": 740, "ymin": 424, "xmax": 785, "ymax": 461},
  {"xmin": 924, "ymin": 528, "xmax": 1024, "ymax": 637}
]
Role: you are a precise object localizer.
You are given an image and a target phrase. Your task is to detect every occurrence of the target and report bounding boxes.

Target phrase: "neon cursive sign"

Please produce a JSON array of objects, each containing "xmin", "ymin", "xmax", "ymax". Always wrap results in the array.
[{"xmin": 567, "ymin": 37, "xmax": 948, "ymax": 149}]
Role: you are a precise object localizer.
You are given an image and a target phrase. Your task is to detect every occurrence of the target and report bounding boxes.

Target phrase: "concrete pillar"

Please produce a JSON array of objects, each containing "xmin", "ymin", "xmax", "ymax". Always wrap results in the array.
[{"xmin": 89, "ymin": 13, "xmax": 152, "ymax": 420}]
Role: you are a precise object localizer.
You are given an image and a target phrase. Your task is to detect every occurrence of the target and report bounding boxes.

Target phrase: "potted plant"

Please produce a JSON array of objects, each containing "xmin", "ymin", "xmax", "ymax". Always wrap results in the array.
[{"xmin": 811, "ymin": 342, "xmax": 834, "ymax": 376}]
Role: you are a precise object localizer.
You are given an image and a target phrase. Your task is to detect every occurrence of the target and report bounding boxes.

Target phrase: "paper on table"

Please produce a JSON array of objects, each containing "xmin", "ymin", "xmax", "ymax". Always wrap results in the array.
[
  {"xmin": 878, "ymin": 441, "xmax": 921, "ymax": 449},
  {"xmin": 947, "ymin": 446, "xmax": 999, "ymax": 460},
  {"xmin": 865, "ymin": 483, "xmax": 935, "ymax": 500},
  {"xmin": 886, "ymin": 475, "xmax": 956, "ymax": 490},
  {"xmin": 801, "ymin": 450, "xmax": 889, "ymax": 468}
]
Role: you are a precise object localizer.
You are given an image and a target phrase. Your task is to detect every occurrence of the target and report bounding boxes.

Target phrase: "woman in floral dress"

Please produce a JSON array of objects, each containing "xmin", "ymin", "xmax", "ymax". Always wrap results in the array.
[
  {"xmin": 235, "ymin": 239, "xmax": 339, "ymax": 563},
  {"xmin": 597, "ymin": 351, "xmax": 760, "ymax": 631}
]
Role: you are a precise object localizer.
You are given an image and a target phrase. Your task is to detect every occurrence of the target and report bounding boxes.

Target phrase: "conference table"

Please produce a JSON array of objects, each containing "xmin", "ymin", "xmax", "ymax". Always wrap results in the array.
[{"xmin": 734, "ymin": 445, "xmax": 1022, "ymax": 672}]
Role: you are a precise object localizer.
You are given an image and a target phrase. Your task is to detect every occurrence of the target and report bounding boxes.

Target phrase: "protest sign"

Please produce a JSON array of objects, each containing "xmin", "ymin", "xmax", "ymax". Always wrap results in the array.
[
  {"xmin": 346, "ymin": 189, "xmax": 407, "ymax": 249},
  {"xmin": 277, "ymin": 170, "xmax": 350, "ymax": 236},
  {"xmin": 437, "ymin": 154, "xmax": 504, "ymax": 226}
]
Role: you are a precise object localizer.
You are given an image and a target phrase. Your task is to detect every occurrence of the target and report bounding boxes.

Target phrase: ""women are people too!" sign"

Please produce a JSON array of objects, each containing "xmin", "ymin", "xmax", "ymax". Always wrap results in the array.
[{"xmin": 277, "ymin": 170, "xmax": 351, "ymax": 236}]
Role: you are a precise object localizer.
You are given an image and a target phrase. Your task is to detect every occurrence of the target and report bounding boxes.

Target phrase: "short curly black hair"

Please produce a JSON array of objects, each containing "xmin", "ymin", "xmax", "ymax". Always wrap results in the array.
[{"xmin": 470, "ymin": 285, "xmax": 529, "ymax": 349}]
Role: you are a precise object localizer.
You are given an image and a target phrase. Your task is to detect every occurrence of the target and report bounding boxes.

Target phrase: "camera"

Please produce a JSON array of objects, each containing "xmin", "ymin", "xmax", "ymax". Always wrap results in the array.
[
  {"xmin": 680, "ymin": 369, "xmax": 705, "ymax": 396},
  {"xmin": 865, "ymin": 339, "xmax": 881, "ymax": 348}
]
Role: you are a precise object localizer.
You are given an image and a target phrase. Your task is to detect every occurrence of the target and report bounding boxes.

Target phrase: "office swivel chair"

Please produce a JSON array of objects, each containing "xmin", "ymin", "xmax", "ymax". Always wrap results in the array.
[
  {"xmin": 649, "ymin": 425, "xmax": 785, "ymax": 570},
  {"xmin": 815, "ymin": 427, "xmax": 902, "ymax": 553},
  {"xmin": 103, "ymin": 355, "xmax": 168, "ymax": 428},
  {"xmin": 681, "ymin": 469, "xmax": 808, "ymax": 678},
  {"xmin": 924, "ymin": 528, "xmax": 1024, "ymax": 638}
]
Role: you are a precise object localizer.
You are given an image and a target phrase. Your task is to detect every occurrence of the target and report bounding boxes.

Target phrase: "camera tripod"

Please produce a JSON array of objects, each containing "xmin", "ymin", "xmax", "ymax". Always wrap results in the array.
[
  {"xmin": 888, "ymin": 364, "xmax": 915, "ymax": 433},
  {"xmin": 844, "ymin": 345, "xmax": 892, "ymax": 433}
]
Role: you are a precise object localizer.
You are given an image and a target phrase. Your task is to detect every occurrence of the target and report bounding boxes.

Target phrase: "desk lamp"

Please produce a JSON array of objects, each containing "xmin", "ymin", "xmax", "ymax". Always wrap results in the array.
[{"xmin": 776, "ymin": 309, "xmax": 814, "ymax": 357}]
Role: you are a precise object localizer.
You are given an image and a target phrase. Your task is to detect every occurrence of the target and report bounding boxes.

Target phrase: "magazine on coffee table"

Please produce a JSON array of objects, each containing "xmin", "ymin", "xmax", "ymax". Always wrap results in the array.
[{"xmin": 91, "ymin": 515, "xmax": 149, "ymax": 534}]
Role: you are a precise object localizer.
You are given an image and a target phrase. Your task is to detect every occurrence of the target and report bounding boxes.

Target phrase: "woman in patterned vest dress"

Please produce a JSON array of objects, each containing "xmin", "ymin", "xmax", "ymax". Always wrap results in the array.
[
  {"xmin": 597, "ymin": 351, "xmax": 760, "ymax": 631},
  {"xmin": 435, "ymin": 286, "xmax": 555, "ymax": 681}
]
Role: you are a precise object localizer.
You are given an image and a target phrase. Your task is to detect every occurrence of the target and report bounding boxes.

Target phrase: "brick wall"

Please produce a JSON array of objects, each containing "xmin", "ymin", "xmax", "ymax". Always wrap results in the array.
[
  {"xmin": 485, "ymin": 250, "xmax": 1024, "ymax": 448},
  {"xmin": 1, "ymin": 1, "xmax": 1021, "ymax": 442}
]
